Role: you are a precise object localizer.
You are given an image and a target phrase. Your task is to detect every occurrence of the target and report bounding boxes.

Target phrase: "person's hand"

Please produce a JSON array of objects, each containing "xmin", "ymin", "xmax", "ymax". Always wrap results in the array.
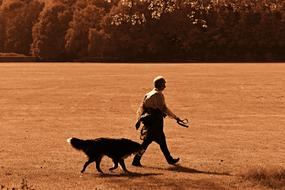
[
  {"xmin": 176, "ymin": 117, "xmax": 182, "ymax": 122},
  {"xmin": 135, "ymin": 120, "xmax": 141, "ymax": 130},
  {"xmin": 176, "ymin": 117, "xmax": 189, "ymax": 128}
]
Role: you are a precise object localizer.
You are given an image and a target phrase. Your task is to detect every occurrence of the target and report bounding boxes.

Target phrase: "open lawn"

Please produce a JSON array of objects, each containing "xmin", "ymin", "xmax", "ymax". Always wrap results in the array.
[{"xmin": 0, "ymin": 63, "xmax": 284, "ymax": 190}]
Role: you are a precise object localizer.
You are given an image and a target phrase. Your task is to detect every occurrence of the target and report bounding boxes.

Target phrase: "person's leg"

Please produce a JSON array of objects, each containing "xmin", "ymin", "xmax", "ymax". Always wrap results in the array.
[
  {"xmin": 157, "ymin": 133, "xmax": 180, "ymax": 165},
  {"xmin": 132, "ymin": 138, "xmax": 152, "ymax": 167}
]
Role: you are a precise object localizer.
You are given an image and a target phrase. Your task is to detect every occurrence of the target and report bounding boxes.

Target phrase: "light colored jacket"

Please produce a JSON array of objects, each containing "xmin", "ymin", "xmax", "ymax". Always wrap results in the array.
[{"xmin": 137, "ymin": 88, "xmax": 178, "ymax": 120}]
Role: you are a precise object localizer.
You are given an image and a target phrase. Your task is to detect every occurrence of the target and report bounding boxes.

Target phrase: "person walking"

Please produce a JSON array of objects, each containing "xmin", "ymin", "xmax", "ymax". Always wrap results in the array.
[{"xmin": 132, "ymin": 76, "xmax": 182, "ymax": 167}]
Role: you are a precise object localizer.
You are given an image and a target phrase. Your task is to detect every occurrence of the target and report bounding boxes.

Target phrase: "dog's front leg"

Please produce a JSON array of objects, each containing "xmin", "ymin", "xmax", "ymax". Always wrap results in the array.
[{"xmin": 119, "ymin": 160, "xmax": 129, "ymax": 173}]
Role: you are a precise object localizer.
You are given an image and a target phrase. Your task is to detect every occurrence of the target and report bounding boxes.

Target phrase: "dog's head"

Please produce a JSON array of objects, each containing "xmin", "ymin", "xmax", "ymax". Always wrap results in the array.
[
  {"xmin": 131, "ymin": 143, "xmax": 145, "ymax": 156},
  {"xmin": 126, "ymin": 140, "xmax": 145, "ymax": 156}
]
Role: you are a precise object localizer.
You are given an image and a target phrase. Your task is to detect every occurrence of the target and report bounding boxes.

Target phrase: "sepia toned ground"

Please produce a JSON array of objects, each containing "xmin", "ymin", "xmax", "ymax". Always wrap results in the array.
[{"xmin": 0, "ymin": 63, "xmax": 284, "ymax": 190}]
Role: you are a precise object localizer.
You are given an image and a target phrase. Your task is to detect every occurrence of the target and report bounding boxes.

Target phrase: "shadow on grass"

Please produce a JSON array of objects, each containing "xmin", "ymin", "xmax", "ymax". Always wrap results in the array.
[
  {"xmin": 98, "ymin": 172, "xmax": 163, "ymax": 178},
  {"xmin": 147, "ymin": 165, "xmax": 232, "ymax": 176}
]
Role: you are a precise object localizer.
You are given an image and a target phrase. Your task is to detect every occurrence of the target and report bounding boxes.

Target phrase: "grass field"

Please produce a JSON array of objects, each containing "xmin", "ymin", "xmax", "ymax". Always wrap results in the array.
[{"xmin": 0, "ymin": 63, "xmax": 284, "ymax": 190}]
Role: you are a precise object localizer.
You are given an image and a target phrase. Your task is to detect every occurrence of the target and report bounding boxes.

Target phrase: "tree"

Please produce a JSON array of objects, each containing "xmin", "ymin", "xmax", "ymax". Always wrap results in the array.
[
  {"xmin": 0, "ymin": 11, "xmax": 5, "ymax": 52},
  {"xmin": 0, "ymin": 0, "xmax": 43, "ymax": 54},
  {"xmin": 88, "ymin": 28, "xmax": 110, "ymax": 60},
  {"xmin": 65, "ymin": 0, "xmax": 106, "ymax": 59},
  {"xmin": 31, "ymin": 0, "xmax": 72, "ymax": 60}
]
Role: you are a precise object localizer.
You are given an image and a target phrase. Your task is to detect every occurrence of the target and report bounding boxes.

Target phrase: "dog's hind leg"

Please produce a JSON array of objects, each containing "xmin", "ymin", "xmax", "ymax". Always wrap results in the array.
[
  {"xmin": 95, "ymin": 155, "xmax": 104, "ymax": 173},
  {"xmin": 81, "ymin": 159, "xmax": 93, "ymax": 173},
  {"xmin": 109, "ymin": 160, "xmax": 119, "ymax": 171},
  {"xmin": 119, "ymin": 159, "xmax": 129, "ymax": 173}
]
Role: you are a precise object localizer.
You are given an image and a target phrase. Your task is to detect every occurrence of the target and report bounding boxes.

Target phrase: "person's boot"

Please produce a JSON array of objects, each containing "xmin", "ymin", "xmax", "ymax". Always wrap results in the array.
[
  {"xmin": 132, "ymin": 155, "xmax": 143, "ymax": 167},
  {"xmin": 167, "ymin": 157, "xmax": 180, "ymax": 165}
]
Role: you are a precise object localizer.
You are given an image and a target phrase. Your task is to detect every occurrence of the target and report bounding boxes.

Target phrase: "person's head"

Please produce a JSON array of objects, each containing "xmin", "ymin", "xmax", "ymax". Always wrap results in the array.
[{"xmin": 153, "ymin": 76, "xmax": 166, "ymax": 91}]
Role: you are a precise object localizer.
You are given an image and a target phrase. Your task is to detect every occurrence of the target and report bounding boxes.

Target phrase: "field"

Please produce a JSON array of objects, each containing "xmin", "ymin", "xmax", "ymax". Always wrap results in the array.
[{"xmin": 0, "ymin": 63, "xmax": 284, "ymax": 190}]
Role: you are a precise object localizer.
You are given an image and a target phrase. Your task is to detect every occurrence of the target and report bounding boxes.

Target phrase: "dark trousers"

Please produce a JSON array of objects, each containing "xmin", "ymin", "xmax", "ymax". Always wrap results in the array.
[
  {"xmin": 133, "ymin": 111, "xmax": 175, "ymax": 163},
  {"xmin": 133, "ymin": 132, "xmax": 174, "ymax": 163}
]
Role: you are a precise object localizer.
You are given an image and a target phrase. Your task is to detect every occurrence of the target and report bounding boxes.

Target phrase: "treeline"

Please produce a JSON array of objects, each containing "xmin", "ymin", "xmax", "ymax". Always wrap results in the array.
[{"xmin": 0, "ymin": 0, "xmax": 284, "ymax": 61}]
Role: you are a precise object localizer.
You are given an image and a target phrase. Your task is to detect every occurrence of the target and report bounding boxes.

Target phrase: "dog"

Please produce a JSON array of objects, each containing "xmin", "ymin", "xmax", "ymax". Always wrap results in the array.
[{"xmin": 67, "ymin": 137, "xmax": 143, "ymax": 173}]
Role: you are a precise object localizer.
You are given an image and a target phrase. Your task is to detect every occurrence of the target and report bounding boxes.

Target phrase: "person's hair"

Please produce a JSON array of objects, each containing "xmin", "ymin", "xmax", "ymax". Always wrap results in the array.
[{"xmin": 153, "ymin": 76, "xmax": 166, "ymax": 89}]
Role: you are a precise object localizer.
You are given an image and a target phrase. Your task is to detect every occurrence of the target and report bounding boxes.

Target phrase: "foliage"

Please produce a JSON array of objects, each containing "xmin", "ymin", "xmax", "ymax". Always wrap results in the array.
[
  {"xmin": 0, "ymin": 0, "xmax": 44, "ymax": 54},
  {"xmin": 64, "ymin": 0, "xmax": 108, "ymax": 58},
  {"xmin": 31, "ymin": 0, "xmax": 72, "ymax": 60},
  {"xmin": 0, "ymin": 11, "xmax": 4, "ymax": 52},
  {"xmin": 0, "ymin": 0, "xmax": 284, "ymax": 61}
]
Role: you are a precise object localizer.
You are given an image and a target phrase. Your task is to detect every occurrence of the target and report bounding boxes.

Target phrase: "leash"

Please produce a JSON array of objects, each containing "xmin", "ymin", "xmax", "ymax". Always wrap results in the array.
[{"xmin": 177, "ymin": 118, "xmax": 189, "ymax": 128}]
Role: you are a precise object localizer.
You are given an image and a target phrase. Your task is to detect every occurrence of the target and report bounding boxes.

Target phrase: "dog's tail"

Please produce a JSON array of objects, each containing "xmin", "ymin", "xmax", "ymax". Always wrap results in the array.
[{"xmin": 67, "ymin": 137, "xmax": 86, "ymax": 151}]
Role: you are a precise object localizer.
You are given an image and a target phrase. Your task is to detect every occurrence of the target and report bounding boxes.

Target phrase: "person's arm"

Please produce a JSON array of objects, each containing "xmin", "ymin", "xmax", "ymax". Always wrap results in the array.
[
  {"xmin": 136, "ymin": 102, "xmax": 144, "ymax": 120},
  {"xmin": 156, "ymin": 93, "xmax": 179, "ymax": 120},
  {"xmin": 135, "ymin": 96, "xmax": 146, "ymax": 129},
  {"xmin": 166, "ymin": 107, "xmax": 179, "ymax": 120}
]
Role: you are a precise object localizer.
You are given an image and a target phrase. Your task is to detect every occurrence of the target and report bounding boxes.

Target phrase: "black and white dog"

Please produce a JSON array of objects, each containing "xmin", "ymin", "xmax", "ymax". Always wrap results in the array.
[{"xmin": 67, "ymin": 137, "xmax": 143, "ymax": 173}]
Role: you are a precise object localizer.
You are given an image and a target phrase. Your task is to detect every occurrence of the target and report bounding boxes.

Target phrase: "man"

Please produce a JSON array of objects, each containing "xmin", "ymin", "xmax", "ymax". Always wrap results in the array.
[{"xmin": 132, "ymin": 76, "xmax": 182, "ymax": 167}]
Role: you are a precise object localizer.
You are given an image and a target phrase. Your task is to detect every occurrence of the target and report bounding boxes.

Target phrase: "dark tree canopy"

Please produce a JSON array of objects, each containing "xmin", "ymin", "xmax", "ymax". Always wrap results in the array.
[
  {"xmin": 0, "ymin": 0, "xmax": 284, "ymax": 61},
  {"xmin": 0, "ymin": 0, "xmax": 43, "ymax": 54}
]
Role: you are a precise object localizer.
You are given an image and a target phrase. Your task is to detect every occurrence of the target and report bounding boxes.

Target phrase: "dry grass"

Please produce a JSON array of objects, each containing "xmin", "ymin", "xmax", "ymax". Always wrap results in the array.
[
  {"xmin": 0, "ymin": 53, "xmax": 27, "ymax": 57},
  {"xmin": 0, "ymin": 63, "xmax": 285, "ymax": 190},
  {"xmin": 242, "ymin": 166, "xmax": 285, "ymax": 189},
  {"xmin": 0, "ymin": 178, "xmax": 35, "ymax": 190}
]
